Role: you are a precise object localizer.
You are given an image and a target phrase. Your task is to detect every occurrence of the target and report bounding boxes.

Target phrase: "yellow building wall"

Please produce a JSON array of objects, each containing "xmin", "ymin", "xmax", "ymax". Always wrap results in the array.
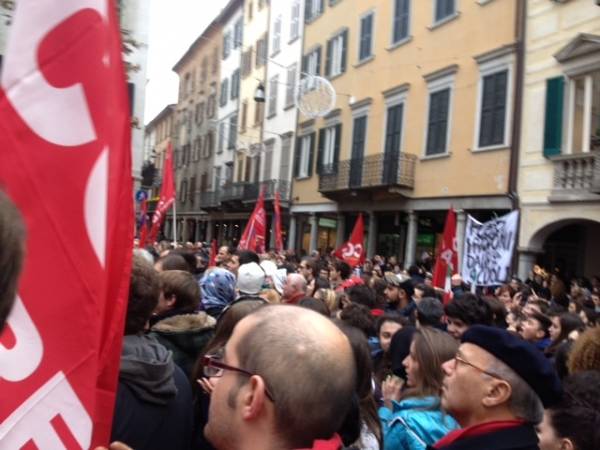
[{"xmin": 294, "ymin": 0, "xmax": 516, "ymax": 204}]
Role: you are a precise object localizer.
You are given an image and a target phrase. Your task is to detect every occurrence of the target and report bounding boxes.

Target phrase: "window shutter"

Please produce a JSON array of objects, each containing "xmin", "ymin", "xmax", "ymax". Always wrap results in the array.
[
  {"xmin": 305, "ymin": 0, "xmax": 311, "ymax": 22},
  {"xmin": 307, "ymin": 133, "xmax": 316, "ymax": 177},
  {"xmin": 316, "ymin": 47, "xmax": 322, "ymax": 76},
  {"xmin": 302, "ymin": 54, "xmax": 308, "ymax": 73},
  {"xmin": 341, "ymin": 30, "xmax": 348, "ymax": 73},
  {"xmin": 543, "ymin": 76, "xmax": 564, "ymax": 158},
  {"xmin": 293, "ymin": 137, "xmax": 301, "ymax": 177},
  {"xmin": 319, "ymin": 0, "xmax": 324, "ymax": 14},
  {"xmin": 317, "ymin": 128, "xmax": 325, "ymax": 174},
  {"xmin": 333, "ymin": 123, "xmax": 342, "ymax": 173},
  {"xmin": 325, "ymin": 40, "xmax": 332, "ymax": 77}
]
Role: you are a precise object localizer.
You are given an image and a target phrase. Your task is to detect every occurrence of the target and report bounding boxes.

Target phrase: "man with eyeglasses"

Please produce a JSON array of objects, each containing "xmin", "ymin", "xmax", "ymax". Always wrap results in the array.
[
  {"xmin": 202, "ymin": 305, "xmax": 356, "ymax": 450},
  {"xmin": 431, "ymin": 325, "xmax": 562, "ymax": 450}
]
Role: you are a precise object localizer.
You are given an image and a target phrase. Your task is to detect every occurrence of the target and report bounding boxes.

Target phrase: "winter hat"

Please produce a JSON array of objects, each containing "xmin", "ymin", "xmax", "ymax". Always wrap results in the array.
[
  {"xmin": 200, "ymin": 268, "xmax": 237, "ymax": 312},
  {"xmin": 237, "ymin": 262, "xmax": 266, "ymax": 295}
]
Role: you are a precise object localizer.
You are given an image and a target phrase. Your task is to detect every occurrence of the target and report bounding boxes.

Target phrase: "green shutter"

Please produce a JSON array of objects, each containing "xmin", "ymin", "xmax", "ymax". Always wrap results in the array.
[
  {"xmin": 307, "ymin": 132, "xmax": 316, "ymax": 177},
  {"xmin": 333, "ymin": 123, "xmax": 342, "ymax": 173},
  {"xmin": 543, "ymin": 76, "xmax": 564, "ymax": 158},
  {"xmin": 293, "ymin": 137, "xmax": 301, "ymax": 178},
  {"xmin": 317, "ymin": 128, "xmax": 325, "ymax": 174}
]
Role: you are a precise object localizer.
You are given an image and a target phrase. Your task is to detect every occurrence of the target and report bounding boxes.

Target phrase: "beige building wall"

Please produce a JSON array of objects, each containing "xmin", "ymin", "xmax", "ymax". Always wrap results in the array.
[{"xmin": 294, "ymin": 0, "xmax": 517, "ymax": 205}]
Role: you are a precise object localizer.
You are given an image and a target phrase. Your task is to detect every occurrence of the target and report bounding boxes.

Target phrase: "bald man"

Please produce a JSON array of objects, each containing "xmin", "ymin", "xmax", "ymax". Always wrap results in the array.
[
  {"xmin": 282, "ymin": 273, "xmax": 307, "ymax": 305},
  {"xmin": 203, "ymin": 305, "xmax": 356, "ymax": 450}
]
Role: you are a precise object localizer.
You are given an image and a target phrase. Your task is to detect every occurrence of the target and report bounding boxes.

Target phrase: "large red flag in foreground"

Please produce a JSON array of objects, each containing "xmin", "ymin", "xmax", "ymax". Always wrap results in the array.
[
  {"xmin": 238, "ymin": 189, "xmax": 266, "ymax": 253},
  {"xmin": 274, "ymin": 191, "xmax": 284, "ymax": 252},
  {"xmin": 334, "ymin": 214, "xmax": 366, "ymax": 268},
  {"xmin": 0, "ymin": 1, "xmax": 133, "ymax": 447},
  {"xmin": 433, "ymin": 208, "xmax": 458, "ymax": 304},
  {"xmin": 147, "ymin": 142, "xmax": 175, "ymax": 244}
]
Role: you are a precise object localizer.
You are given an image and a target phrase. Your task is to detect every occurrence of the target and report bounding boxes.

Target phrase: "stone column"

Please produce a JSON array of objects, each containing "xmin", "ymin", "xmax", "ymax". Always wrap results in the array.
[
  {"xmin": 336, "ymin": 213, "xmax": 346, "ymax": 248},
  {"xmin": 269, "ymin": 214, "xmax": 276, "ymax": 249},
  {"xmin": 217, "ymin": 221, "xmax": 225, "ymax": 244},
  {"xmin": 309, "ymin": 213, "xmax": 318, "ymax": 253},
  {"xmin": 583, "ymin": 74, "xmax": 593, "ymax": 153},
  {"xmin": 404, "ymin": 210, "xmax": 418, "ymax": 267},
  {"xmin": 205, "ymin": 218, "xmax": 213, "ymax": 243},
  {"xmin": 517, "ymin": 248, "xmax": 539, "ymax": 281},
  {"xmin": 181, "ymin": 219, "xmax": 188, "ymax": 243},
  {"xmin": 367, "ymin": 212, "xmax": 377, "ymax": 259},
  {"xmin": 287, "ymin": 214, "xmax": 297, "ymax": 251},
  {"xmin": 456, "ymin": 209, "xmax": 467, "ymax": 272}
]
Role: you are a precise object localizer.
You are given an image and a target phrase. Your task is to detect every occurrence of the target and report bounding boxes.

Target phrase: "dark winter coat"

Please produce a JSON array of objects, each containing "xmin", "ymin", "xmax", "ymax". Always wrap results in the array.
[
  {"xmin": 429, "ymin": 423, "xmax": 539, "ymax": 450},
  {"xmin": 111, "ymin": 334, "xmax": 194, "ymax": 450}
]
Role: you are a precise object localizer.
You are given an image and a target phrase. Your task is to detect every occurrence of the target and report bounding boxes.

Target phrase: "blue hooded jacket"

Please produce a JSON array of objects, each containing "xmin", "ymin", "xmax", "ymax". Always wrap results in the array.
[{"xmin": 379, "ymin": 396, "xmax": 459, "ymax": 450}]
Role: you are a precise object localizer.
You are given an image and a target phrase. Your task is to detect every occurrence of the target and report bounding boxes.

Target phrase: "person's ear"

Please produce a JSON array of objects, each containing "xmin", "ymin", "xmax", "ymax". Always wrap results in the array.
[
  {"xmin": 166, "ymin": 294, "xmax": 177, "ymax": 308},
  {"xmin": 559, "ymin": 437, "xmax": 575, "ymax": 450},
  {"xmin": 482, "ymin": 379, "xmax": 512, "ymax": 408},
  {"xmin": 240, "ymin": 375, "xmax": 269, "ymax": 420}
]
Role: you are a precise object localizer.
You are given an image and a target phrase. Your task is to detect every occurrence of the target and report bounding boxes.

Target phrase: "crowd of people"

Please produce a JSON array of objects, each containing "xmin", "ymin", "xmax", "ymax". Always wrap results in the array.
[{"xmin": 1, "ymin": 187, "xmax": 599, "ymax": 450}]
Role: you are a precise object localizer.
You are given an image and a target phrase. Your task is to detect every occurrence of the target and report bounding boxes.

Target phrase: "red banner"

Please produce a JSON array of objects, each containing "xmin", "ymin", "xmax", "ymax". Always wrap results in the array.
[
  {"xmin": 333, "ymin": 214, "xmax": 366, "ymax": 268},
  {"xmin": 238, "ymin": 188, "xmax": 266, "ymax": 253},
  {"xmin": 148, "ymin": 142, "xmax": 175, "ymax": 244},
  {"xmin": 0, "ymin": 1, "xmax": 133, "ymax": 447},
  {"xmin": 433, "ymin": 208, "xmax": 458, "ymax": 303},
  {"xmin": 274, "ymin": 191, "xmax": 284, "ymax": 252}
]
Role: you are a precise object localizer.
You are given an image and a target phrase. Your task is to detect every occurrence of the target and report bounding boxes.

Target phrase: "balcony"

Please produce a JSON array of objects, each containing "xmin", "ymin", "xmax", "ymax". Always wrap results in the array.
[
  {"xmin": 549, "ymin": 151, "xmax": 600, "ymax": 202},
  {"xmin": 220, "ymin": 182, "xmax": 248, "ymax": 203},
  {"xmin": 318, "ymin": 152, "xmax": 417, "ymax": 200},
  {"xmin": 243, "ymin": 179, "xmax": 291, "ymax": 204},
  {"xmin": 198, "ymin": 191, "xmax": 220, "ymax": 210}
]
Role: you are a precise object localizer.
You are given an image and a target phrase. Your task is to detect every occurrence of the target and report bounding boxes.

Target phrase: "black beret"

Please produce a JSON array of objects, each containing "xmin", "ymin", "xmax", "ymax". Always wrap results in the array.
[{"xmin": 462, "ymin": 325, "xmax": 562, "ymax": 407}]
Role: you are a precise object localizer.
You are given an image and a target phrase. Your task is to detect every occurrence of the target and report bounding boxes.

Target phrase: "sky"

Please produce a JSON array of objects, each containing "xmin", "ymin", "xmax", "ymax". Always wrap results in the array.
[{"xmin": 144, "ymin": 0, "xmax": 226, "ymax": 124}]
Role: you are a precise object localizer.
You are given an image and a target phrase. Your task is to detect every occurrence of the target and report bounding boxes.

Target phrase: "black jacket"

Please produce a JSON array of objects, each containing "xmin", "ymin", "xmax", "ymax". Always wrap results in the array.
[{"xmin": 428, "ymin": 423, "xmax": 539, "ymax": 450}]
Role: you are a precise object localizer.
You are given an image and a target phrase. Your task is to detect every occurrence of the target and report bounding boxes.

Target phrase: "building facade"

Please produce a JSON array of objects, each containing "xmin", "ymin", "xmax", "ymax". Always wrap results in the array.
[
  {"xmin": 517, "ymin": 0, "xmax": 600, "ymax": 279},
  {"xmin": 292, "ymin": 0, "xmax": 519, "ymax": 265}
]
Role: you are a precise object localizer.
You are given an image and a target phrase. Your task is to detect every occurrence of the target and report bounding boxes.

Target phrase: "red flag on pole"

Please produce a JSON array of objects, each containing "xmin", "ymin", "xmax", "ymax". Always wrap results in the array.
[
  {"xmin": 148, "ymin": 142, "xmax": 175, "ymax": 244},
  {"xmin": 433, "ymin": 208, "xmax": 458, "ymax": 304},
  {"xmin": 274, "ymin": 191, "xmax": 284, "ymax": 252},
  {"xmin": 0, "ymin": 1, "xmax": 133, "ymax": 447},
  {"xmin": 139, "ymin": 197, "xmax": 149, "ymax": 247},
  {"xmin": 208, "ymin": 239, "xmax": 218, "ymax": 267},
  {"xmin": 238, "ymin": 188, "xmax": 266, "ymax": 253},
  {"xmin": 333, "ymin": 214, "xmax": 366, "ymax": 268}
]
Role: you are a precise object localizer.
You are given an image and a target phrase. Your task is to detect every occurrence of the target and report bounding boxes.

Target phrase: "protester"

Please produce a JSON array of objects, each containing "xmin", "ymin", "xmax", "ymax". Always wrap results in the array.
[
  {"xmin": 519, "ymin": 311, "xmax": 552, "ymax": 352},
  {"xmin": 216, "ymin": 245, "xmax": 232, "ymax": 267},
  {"xmin": 445, "ymin": 293, "xmax": 493, "ymax": 340},
  {"xmin": 236, "ymin": 262, "xmax": 266, "ymax": 299},
  {"xmin": 154, "ymin": 253, "xmax": 189, "ymax": 272},
  {"xmin": 379, "ymin": 327, "xmax": 460, "ymax": 450},
  {"xmin": 416, "ymin": 297, "xmax": 445, "ymax": 329},
  {"xmin": 567, "ymin": 326, "xmax": 600, "ymax": 374},
  {"xmin": 314, "ymin": 287, "xmax": 338, "ymax": 314},
  {"xmin": 111, "ymin": 256, "xmax": 194, "ymax": 450},
  {"xmin": 436, "ymin": 325, "xmax": 562, "ymax": 450},
  {"xmin": 372, "ymin": 315, "xmax": 406, "ymax": 386},
  {"xmin": 546, "ymin": 313, "xmax": 583, "ymax": 357},
  {"xmin": 298, "ymin": 257, "xmax": 318, "ymax": 293},
  {"xmin": 199, "ymin": 267, "xmax": 237, "ymax": 317},
  {"xmin": 282, "ymin": 273, "xmax": 307, "ymax": 304},
  {"xmin": 202, "ymin": 305, "xmax": 357, "ymax": 449},
  {"xmin": 330, "ymin": 260, "xmax": 352, "ymax": 290}
]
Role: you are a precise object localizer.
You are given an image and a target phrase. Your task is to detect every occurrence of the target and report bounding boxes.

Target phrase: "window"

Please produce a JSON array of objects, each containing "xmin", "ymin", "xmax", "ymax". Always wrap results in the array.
[
  {"xmin": 478, "ymin": 70, "xmax": 508, "ymax": 148},
  {"xmin": 180, "ymin": 179, "xmax": 188, "ymax": 203},
  {"xmin": 294, "ymin": 133, "xmax": 315, "ymax": 178},
  {"xmin": 280, "ymin": 135, "xmax": 292, "ymax": 181},
  {"xmin": 263, "ymin": 142, "xmax": 274, "ymax": 180},
  {"xmin": 194, "ymin": 137, "xmax": 202, "ymax": 161},
  {"xmin": 184, "ymin": 73, "xmax": 191, "ymax": 98},
  {"xmin": 231, "ymin": 69, "xmax": 240, "ymax": 100},
  {"xmin": 256, "ymin": 36, "xmax": 267, "ymax": 67},
  {"xmin": 426, "ymin": 88, "xmax": 451, "ymax": 156},
  {"xmin": 303, "ymin": 47, "xmax": 322, "ymax": 76},
  {"xmin": 317, "ymin": 124, "xmax": 341, "ymax": 174},
  {"xmin": 359, "ymin": 12, "xmax": 374, "ymax": 62},
  {"xmin": 383, "ymin": 103, "xmax": 404, "ymax": 183},
  {"xmin": 214, "ymin": 166, "xmax": 222, "ymax": 189},
  {"xmin": 222, "ymin": 31, "xmax": 231, "ymax": 59},
  {"xmin": 290, "ymin": 1, "xmax": 301, "ymax": 41},
  {"xmin": 218, "ymin": 122, "xmax": 225, "ymax": 153},
  {"xmin": 228, "ymin": 114, "xmax": 238, "ymax": 149},
  {"xmin": 212, "ymin": 47, "xmax": 219, "ymax": 74},
  {"xmin": 201, "ymin": 57, "xmax": 208, "ymax": 83},
  {"xmin": 241, "ymin": 101, "xmax": 248, "ymax": 132},
  {"xmin": 234, "ymin": 19, "xmax": 243, "ymax": 48},
  {"xmin": 203, "ymin": 131, "xmax": 214, "ymax": 158},
  {"xmin": 352, "ymin": 116, "xmax": 367, "ymax": 161},
  {"xmin": 242, "ymin": 50, "xmax": 252, "ymax": 78},
  {"xmin": 254, "ymin": 101, "xmax": 263, "ymax": 125},
  {"xmin": 305, "ymin": 0, "xmax": 324, "ymax": 23},
  {"xmin": 225, "ymin": 162, "xmax": 234, "ymax": 184},
  {"xmin": 207, "ymin": 94, "xmax": 216, "ymax": 118},
  {"xmin": 326, "ymin": 30, "xmax": 348, "ymax": 78},
  {"xmin": 268, "ymin": 75, "xmax": 278, "ymax": 117},
  {"xmin": 286, "ymin": 64, "xmax": 297, "ymax": 107},
  {"xmin": 435, "ymin": 0, "xmax": 456, "ymax": 23},
  {"xmin": 392, "ymin": 0, "xmax": 410, "ymax": 44},
  {"xmin": 189, "ymin": 176, "xmax": 196, "ymax": 204},
  {"xmin": 272, "ymin": 16, "xmax": 282, "ymax": 55},
  {"xmin": 195, "ymin": 102, "xmax": 205, "ymax": 125},
  {"xmin": 220, "ymin": 79, "xmax": 229, "ymax": 107},
  {"xmin": 248, "ymin": 0, "xmax": 253, "ymax": 21}
]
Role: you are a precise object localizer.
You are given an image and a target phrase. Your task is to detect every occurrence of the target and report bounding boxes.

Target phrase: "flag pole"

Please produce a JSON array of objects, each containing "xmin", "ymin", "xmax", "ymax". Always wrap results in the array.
[{"xmin": 172, "ymin": 202, "xmax": 177, "ymax": 246}]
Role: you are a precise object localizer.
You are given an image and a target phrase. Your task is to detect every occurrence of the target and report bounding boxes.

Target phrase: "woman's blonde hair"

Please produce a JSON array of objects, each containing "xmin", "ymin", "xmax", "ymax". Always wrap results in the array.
[{"xmin": 315, "ymin": 288, "xmax": 338, "ymax": 314}]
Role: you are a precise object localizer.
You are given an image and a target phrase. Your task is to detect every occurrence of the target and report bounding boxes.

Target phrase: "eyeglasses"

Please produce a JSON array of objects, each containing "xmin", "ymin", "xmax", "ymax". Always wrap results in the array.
[
  {"xmin": 201, "ymin": 354, "xmax": 276, "ymax": 402},
  {"xmin": 452, "ymin": 354, "xmax": 505, "ymax": 381}
]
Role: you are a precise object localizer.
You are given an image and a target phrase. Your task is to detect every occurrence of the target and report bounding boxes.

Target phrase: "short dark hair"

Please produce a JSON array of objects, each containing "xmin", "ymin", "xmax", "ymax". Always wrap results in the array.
[
  {"xmin": 0, "ymin": 191, "xmax": 26, "ymax": 333},
  {"xmin": 298, "ymin": 297, "xmax": 330, "ymax": 316},
  {"xmin": 159, "ymin": 270, "xmax": 200, "ymax": 312},
  {"xmin": 300, "ymin": 257, "xmax": 318, "ymax": 276},
  {"xmin": 445, "ymin": 293, "xmax": 493, "ymax": 326},
  {"xmin": 375, "ymin": 314, "xmax": 407, "ymax": 334},
  {"xmin": 346, "ymin": 285, "xmax": 376, "ymax": 309},
  {"xmin": 170, "ymin": 249, "xmax": 198, "ymax": 273},
  {"xmin": 125, "ymin": 255, "xmax": 160, "ymax": 334},
  {"xmin": 236, "ymin": 250, "xmax": 259, "ymax": 265},
  {"xmin": 157, "ymin": 253, "xmax": 189, "ymax": 271},
  {"xmin": 530, "ymin": 311, "xmax": 552, "ymax": 338},
  {"xmin": 334, "ymin": 261, "xmax": 352, "ymax": 280},
  {"xmin": 415, "ymin": 283, "xmax": 436, "ymax": 298},
  {"xmin": 416, "ymin": 297, "xmax": 444, "ymax": 328},
  {"xmin": 339, "ymin": 303, "xmax": 375, "ymax": 337}
]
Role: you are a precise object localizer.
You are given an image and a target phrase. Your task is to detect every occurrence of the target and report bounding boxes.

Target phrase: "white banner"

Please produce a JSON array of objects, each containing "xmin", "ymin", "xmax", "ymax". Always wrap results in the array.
[{"xmin": 462, "ymin": 211, "xmax": 519, "ymax": 286}]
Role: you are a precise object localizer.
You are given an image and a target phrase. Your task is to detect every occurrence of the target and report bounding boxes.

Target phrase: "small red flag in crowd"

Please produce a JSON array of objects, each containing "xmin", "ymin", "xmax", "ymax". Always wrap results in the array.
[
  {"xmin": 0, "ymin": 0, "xmax": 133, "ymax": 447},
  {"xmin": 433, "ymin": 208, "xmax": 458, "ymax": 304},
  {"xmin": 148, "ymin": 142, "xmax": 175, "ymax": 244},
  {"xmin": 238, "ymin": 188, "xmax": 266, "ymax": 253},
  {"xmin": 208, "ymin": 239, "xmax": 218, "ymax": 267},
  {"xmin": 274, "ymin": 191, "xmax": 284, "ymax": 252},
  {"xmin": 334, "ymin": 214, "xmax": 366, "ymax": 268}
]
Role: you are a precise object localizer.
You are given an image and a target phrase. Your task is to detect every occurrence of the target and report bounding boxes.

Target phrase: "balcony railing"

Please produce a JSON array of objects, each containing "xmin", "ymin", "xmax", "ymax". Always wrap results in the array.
[
  {"xmin": 319, "ymin": 152, "xmax": 417, "ymax": 194},
  {"xmin": 198, "ymin": 190, "xmax": 220, "ymax": 208},
  {"xmin": 244, "ymin": 179, "xmax": 291, "ymax": 202},
  {"xmin": 220, "ymin": 182, "xmax": 248, "ymax": 202},
  {"xmin": 550, "ymin": 151, "xmax": 600, "ymax": 200}
]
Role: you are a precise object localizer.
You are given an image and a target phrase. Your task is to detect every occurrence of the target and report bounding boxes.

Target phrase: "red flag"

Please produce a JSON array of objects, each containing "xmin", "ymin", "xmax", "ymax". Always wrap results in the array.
[
  {"xmin": 274, "ymin": 191, "xmax": 284, "ymax": 252},
  {"xmin": 433, "ymin": 208, "xmax": 458, "ymax": 304},
  {"xmin": 148, "ymin": 142, "xmax": 175, "ymax": 244},
  {"xmin": 208, "ymin": 239, "xmax": 218, "ymax": 267},
  {"xmin": 238, "ymin": 188, "xmax": 266, "ymax": 253},
  {"xmin": 138, "ymin": 197, "xmax": 149, "ymax": 247},
  {"xmin": 333, "ymin": 214, "xmax": 366, "ymax": 268},
  {"xmin": 0, "ymin": 1, "xmax": 133, "ymax": 447}
]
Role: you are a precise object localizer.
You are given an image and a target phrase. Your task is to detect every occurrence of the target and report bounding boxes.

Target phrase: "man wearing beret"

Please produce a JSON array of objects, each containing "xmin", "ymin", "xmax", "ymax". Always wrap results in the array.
[{"xmin": 430, "ymin": 325, "xmax": 562, "ymax": 450}]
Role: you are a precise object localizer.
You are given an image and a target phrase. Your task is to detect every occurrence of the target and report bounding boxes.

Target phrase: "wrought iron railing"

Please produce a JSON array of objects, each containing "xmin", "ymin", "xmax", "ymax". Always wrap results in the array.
[
  {"xmin": 552, "ymin": 151, "xmax": 600, "ymax": 194},
  {"xmin": 198, "ymin": 190, "xmax": 220, "ymax": 208},
  {"xmin": 244, "ymin": 179, "xmax": 292, "ymax": 202},
  {"xmin": 319, "ymin": 152, "xmax": 417, "ymax": 192},
  {"xmin": 220, "ymin": 182, "xmax": 248, "ymax": 202}
]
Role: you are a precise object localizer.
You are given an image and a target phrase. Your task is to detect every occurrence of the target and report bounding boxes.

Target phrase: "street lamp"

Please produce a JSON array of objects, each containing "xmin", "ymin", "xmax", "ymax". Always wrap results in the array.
[{"xmin": 254, "ymin": 83, "xmax": 266, "ymax": 103}]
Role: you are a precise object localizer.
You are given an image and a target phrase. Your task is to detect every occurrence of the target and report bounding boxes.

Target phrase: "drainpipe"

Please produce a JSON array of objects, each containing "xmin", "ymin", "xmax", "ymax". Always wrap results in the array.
[{"xmin": 508, "ymin": 0, "xmax": 527, "ymax": 273}]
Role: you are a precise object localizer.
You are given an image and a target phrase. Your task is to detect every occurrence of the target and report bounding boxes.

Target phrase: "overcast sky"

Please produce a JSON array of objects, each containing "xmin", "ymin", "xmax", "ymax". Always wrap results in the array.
[{"xmin": 144, "ymin": 0, "xmax": 225, "ymax": 123}]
